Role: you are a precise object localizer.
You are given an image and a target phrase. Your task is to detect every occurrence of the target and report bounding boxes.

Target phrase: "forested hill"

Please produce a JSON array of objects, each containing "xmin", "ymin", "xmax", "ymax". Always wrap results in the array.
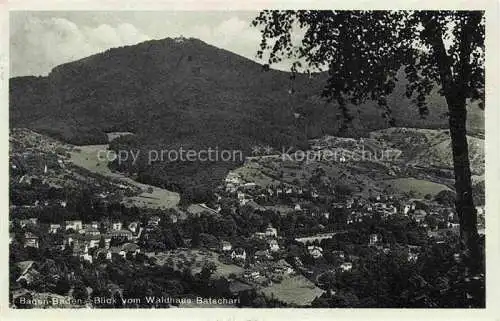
[
  {"xmin": 9, "ymin": 37, "xmax": 484, "ymax": 197},
  {"xmin": 10, "ymin": 37, "xmax": 483, "ymax": 146}
]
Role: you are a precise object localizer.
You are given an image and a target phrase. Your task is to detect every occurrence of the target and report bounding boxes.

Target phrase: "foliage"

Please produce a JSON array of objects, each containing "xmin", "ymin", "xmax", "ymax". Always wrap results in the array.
[
  {"xmin": 252, "ymin": 9, "xmax": 484, "ymax": 273},
  {"xmin": 72, "ymin": 281, "xmax": 88, "ymax": 302},
  {"xmin": 253, "ymin": 11, "xmax": 484, "ymax": 118},
  {"xmin": 434, "ymin": 189, "xmax": 457, "ymax": 207}
]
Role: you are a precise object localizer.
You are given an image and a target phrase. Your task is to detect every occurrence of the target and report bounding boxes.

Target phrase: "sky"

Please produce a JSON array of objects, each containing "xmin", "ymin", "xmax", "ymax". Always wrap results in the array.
[{"xmin": 10, "ymin": 11, "xmax": 297, "ymax": 77}]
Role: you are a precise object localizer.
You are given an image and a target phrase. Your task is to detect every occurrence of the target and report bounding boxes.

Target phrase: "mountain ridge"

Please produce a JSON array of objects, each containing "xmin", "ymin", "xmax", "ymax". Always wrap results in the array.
[{"xmin": 9, "ymin": 37, "xmax": 484, "ymax": 197}]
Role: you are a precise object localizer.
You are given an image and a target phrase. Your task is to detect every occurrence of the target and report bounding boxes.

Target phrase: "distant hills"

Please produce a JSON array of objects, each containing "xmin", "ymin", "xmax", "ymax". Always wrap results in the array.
[
  {"xmin": 370, "ymin": 128, "xmax": 484, "ymax": 176},
  {"xmin": 9, "ymin": 37, "xmax": 484, "ymax": 197}
]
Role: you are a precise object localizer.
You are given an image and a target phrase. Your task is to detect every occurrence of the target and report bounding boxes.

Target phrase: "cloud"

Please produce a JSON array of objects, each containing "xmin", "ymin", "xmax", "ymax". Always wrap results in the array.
[
  {"xmin": 182, "ymin": 16, "xmax": 307, "ymax": 72},
  {"xmin": 9, "ymin": 13, "xmax": 306, "ymax": 77},
  {"xmin": 10, "ymin": 16, "xmax": 151, "ymax": 77},
  {"xmin": 184, "ymin": 16, "xmax": 261, "ymax": 58}
]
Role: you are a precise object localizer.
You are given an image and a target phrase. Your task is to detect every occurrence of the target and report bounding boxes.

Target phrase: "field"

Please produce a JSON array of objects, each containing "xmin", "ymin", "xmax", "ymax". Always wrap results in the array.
[
  {"xmin": 146, "ymin": 249, "xmax": 244, "ymax": 278},
  {"xmin": 238, "ymin": 155, "xmax": 386, "ymax": 198},
  {"xmin": 382, "ymin": 177, "xmax": 451, "ymax": 197},
  {"xmin": 70, "ymin": 144, "xmax": 180, "ymax": 209},
  {"xmin": 70, "ymin": 145, "xmax": 114, "ymax": 175},
  {"xmin": 233, "ymin": 161, "xmax": 281, "ymax": 187},
  {"xmin": 260, "ymin": 274, "xmax": 324, "ymax": 306},
  {"xmin": 148, "ymin": 249, "xmax": 323, "ymax": 307},
  {"xmin": 371, "ymin": 127, "xmax": 485, "ymax": 176}
]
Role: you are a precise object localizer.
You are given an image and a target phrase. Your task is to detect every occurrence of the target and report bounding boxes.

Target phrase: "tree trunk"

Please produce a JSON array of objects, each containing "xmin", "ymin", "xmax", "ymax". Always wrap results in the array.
[
  {"xmin": 422, "ymin": 12, "xmax": 482, "ymax": 274},
  {"xmin": 447, "ymin": 99, "xmax": 481, "ymax": 273}
]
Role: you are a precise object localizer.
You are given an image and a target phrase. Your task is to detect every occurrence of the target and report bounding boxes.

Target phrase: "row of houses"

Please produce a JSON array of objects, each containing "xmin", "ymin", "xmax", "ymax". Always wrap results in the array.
[
  {"xmin": 14, "ymin": 212, "xmax": 175, "ymax": 238},
  {"xmin": 76, "ymin": 242, "xmax": 141, "ymax": 264},
  {"xmin": 13, "ymin": 216, "xmax": 148, "ymax": 250}
]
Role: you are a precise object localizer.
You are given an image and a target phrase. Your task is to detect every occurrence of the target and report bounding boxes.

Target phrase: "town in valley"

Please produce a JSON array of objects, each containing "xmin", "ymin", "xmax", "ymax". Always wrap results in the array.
[
  {"xmin": 9, "ymin": 126, "xmax": 485, "ymax": 308},
  {"xmin": 9, "ymin": 10, "xmax": 486, "ymax": 309}
]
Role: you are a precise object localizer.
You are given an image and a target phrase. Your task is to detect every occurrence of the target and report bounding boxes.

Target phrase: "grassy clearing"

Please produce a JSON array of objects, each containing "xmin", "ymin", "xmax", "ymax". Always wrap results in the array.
[
  {"xmin": 382, "ymin": 177, "xmax": 451, "ymax": 197},
  {"xmin": 146, "ymin": 249, "xmax": 244, "ymax": 278},
  {"xmin": 233, "ymin": 163, "xmax": 280, "ymax": 187},
  {"xmin": 70, "ymin": 145, "xmax": 180, "ymax": 209},
  {"xmin": 260, "ymin": 274, "xmax": 324, "ymax": 306},
  {"xmin": 70, "ymin": 145, "xmax": 113, "ymax": 176},
  {"xmin": 236, "ymin": 154, "xmax": 386, "ymax": 200}
]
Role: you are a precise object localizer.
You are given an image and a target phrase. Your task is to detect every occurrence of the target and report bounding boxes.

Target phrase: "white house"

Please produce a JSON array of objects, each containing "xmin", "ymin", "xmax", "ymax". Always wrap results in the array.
[
  {"xmin": 340, "ymin": 262, "xmax": 353, "ymax": 272},
  {"xmin": 20, "ymin": 218, "xmax": 38, "ymax": 228},
  {"xmin": 307, "ymin": 246, "xmax": 323, "ymax": 259},
  {"xmin": 231, "ymin": 248, "xmax": 247, "ymax": 261},
  {"xmin": 225, "ymin": 172, "xmax": 241, "ymax": 185},
  {"xmin": 221, "ymin": 241, "xmax": 232, "ymax": 252},
  {"xmin": 65, "ymin": 220, "xmax": 83, "ymax": 231},
  {"xmin": 109, "ymin": 247, "xmax": 127, "ymax": 260},
  {"xmin": 237, "ymin": 191, "xmax": 246, "ymax": 200},
  {"xmin": 253, "ymin": 231, "xmax": 266, "ymax": 240},
  {"xmin": 148, "ymin": 216, "xmax": 161, "ymax": 226},
  {"xmin": 87, "ymin": 237, "xmax": 100, "ymax": 249},
  {"xmin": 369, "ymin": 233, "xmax": 381, "ymax": 246},
  {"xmin": 84, "ymin": 227, "xmax": 100, "ymax": 237},
  {"xmin": 331, "ymin": 250, "xmax": 345, "ymax": 260},
  {"xmin": 82, "ymin": 253, "xmax": 93, "ymax": 264},
  {"xmin": 408, "ymin": 252, "xmax": 419, "ymax": 263},
  {"xmin": 250, "ymin": 271, "xmax": 261, "ymax": 279},
  {"xmin": 24, "ymin": 232, "xmax": 39, "ymax": 248},
  {"xmin": 121, "ymin": 243, "xmax": 141, "ymax": 255},
  {"xmin": 243, "ymin": 182, "xmax": 257, "ymax": 188},
  {"xmin": 265, "ymin": 226, "xmax": 278, "ymax": 238},
  {"xmin": 268, "ymin": 239, "xmax": 280, "ymax": 252},
  {"xmin": 49, "ymin": 224, "xmax": 61, "ymax": 234},
  {"xmin": 385, "ymin": 205, "xmax": 396, "ymax": 215},
  {"xmin": 111, "ymin": 222, "xmax": 123, "ymax": 231},
  {"xmin": 413, "ymin": 209, "xmax": 427, "ymax": 220},
  {"xmin": 128, "ymin": 222, "xmax": 139, "ymax": 233}
]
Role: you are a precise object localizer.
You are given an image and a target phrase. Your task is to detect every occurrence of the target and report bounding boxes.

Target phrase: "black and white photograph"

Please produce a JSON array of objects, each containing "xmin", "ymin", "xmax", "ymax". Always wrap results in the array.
[{"xmin": 6, "ymin": 7, "xmax": 492, "ymax": 312}]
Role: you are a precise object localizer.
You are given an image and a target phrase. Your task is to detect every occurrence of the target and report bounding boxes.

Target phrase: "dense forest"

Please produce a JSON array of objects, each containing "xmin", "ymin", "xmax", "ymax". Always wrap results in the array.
[{"xmin": 10, "ymin": 37, "xmax": 484, "ymax": 195}]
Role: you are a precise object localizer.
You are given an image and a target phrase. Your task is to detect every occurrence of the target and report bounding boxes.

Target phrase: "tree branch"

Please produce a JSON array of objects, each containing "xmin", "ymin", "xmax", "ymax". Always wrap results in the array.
[
  {"xmin": 420, "ymin": 13, "xmax": 456, "ymax": 102},
  {"xmin": 456, "ymin": 12, "xmax": 483, "ymax": 96}
]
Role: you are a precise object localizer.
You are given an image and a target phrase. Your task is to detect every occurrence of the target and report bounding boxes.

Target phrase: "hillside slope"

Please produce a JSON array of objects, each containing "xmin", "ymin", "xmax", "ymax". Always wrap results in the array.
[
  {"xmin": 370, "ymin": 128, "xmax": 484, "ymax": 176},
  {"xmin": 10, "ymin": 37, "xmax": 484, "ymax": 143},
  {"xmin": 10, "ymin": 37, "xmax": 484, "ymax": 196}
]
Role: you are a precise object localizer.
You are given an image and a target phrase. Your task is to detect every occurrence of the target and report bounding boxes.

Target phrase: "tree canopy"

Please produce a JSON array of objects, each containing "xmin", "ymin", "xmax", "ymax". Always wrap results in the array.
[
  {"xmin": 253, "ymin": 11, "xmax": 484, "ymax": 118},
  {"xmin": 253, "ymin": 10, "xmax": 485, "ymax": 272}
]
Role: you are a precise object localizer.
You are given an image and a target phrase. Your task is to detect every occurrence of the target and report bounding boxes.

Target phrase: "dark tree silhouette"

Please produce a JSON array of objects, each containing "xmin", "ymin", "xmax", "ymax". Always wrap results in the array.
[
  {"xmin": 72, "ymin": 282, "xmax": 88, "ymax": 302},
  {"xmin": 253, "ymin": 10, "xmax": 484, "ymax": 272}
]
